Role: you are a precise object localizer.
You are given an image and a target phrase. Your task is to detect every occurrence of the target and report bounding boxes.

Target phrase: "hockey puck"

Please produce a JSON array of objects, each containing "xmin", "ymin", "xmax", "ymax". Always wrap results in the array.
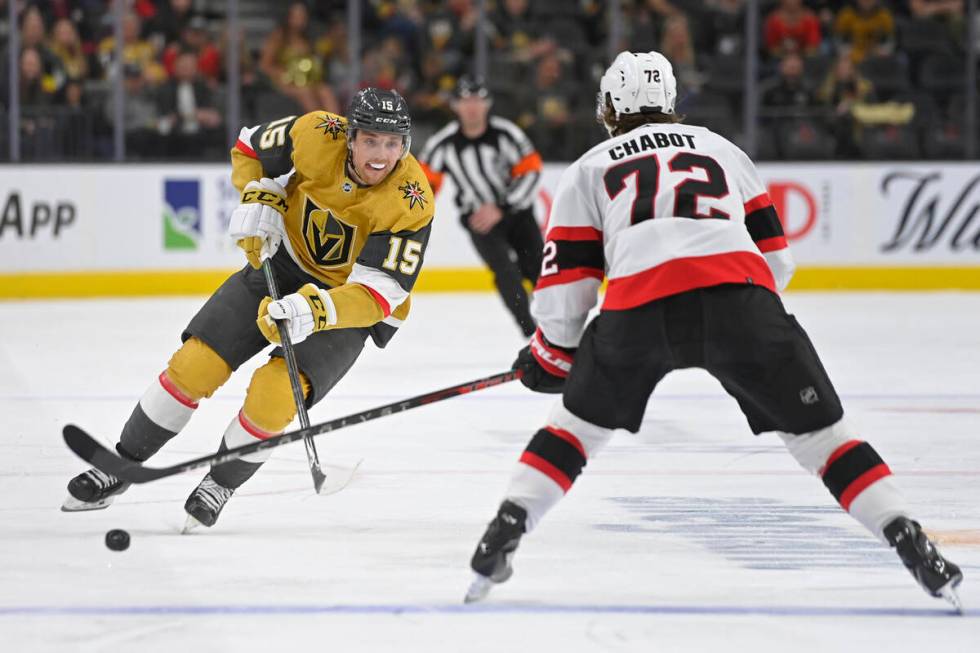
[{"xmin": 105, "ymin": 529, "xmax": 130, "ymax": 551}]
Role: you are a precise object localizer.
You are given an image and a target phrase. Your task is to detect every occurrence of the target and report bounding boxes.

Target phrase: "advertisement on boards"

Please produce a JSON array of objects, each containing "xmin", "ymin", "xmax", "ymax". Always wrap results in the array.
[{"xmin": 1, "ymin": 162, "xmax": 978, "ymax": 274}]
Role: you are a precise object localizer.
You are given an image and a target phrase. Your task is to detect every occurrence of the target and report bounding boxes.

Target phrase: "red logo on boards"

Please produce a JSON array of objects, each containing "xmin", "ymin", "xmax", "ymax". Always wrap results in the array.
[{"xmin": 768, "ymin": 181, "xmax": 817, "ymax": 241}]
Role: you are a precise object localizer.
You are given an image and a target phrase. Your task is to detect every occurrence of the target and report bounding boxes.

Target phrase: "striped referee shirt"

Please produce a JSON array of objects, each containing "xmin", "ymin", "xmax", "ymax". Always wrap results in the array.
[{"xmin": 417, "ymin": 116, "xmax": 543, "ymax": 216}]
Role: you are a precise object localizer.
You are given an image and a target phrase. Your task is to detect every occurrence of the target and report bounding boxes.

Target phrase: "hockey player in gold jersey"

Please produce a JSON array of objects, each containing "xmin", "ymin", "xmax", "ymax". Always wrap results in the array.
[{"xmin": 63, "ymin": 88, "xmax": 435, "ymax": 527}]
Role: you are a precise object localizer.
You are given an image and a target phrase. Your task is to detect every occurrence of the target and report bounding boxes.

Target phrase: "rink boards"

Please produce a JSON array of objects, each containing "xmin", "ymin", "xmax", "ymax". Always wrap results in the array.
[{"xmin": 1, "ymin": 161, "xmax": 979, "ymax": 297}]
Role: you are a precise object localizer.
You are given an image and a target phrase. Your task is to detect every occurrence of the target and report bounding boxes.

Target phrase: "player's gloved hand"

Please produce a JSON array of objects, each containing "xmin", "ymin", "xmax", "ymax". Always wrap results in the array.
[
  {"xmin": 228, "ymin": 178, "xmax": 288, "ymax": 269},
  {"xmin": 512, "ymin": 329, "xmax": 576, "ymax": 394},
  {"xmin": 257, "ymin": 283, "xmax": 337, "ymax": 345}
]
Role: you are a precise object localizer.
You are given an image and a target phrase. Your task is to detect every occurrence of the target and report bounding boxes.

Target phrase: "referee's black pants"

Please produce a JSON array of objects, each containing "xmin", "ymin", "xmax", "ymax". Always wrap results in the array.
[{"xmin": 466, "ymin": 207, "xmax": 543, "ymax": 337}]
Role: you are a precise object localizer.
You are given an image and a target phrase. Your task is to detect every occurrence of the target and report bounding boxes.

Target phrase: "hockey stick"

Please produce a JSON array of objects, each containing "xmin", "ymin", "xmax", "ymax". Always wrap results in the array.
[
  {"xmin": 261, "ymin": 258, "xmax": 327, "ymax": 493},
  {"xmin": 63, "ymin": 369, "xmax": 521, "ymax": 484}
]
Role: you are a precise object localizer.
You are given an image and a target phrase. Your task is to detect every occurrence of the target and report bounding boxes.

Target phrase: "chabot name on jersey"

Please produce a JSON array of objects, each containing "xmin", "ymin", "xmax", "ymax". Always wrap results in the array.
[
  {"xmin": 608, "ymin": 132, "xmax": 697, "ymax": 160},
  {"xmin": 0, "ymin": 191, "xmax": 76, "ymax": 239}
]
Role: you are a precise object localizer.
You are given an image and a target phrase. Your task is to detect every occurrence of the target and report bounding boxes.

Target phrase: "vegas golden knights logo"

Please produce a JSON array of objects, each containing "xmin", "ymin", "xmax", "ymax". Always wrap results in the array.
[{"xmin": 302, "ymin": 198, "xmax": 356, "ymax": 266}]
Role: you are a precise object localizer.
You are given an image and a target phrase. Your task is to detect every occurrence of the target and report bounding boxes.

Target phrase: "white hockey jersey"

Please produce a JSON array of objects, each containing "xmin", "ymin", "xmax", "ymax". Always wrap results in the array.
[{"xmin": 533, "ymin": 122, "xmax": 795, "ymax": 348}]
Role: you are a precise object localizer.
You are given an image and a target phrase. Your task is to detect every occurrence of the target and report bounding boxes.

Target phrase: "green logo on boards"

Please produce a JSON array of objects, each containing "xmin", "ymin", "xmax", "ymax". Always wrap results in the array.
[{"xmin": 164, "ymin": 179, "xmax": 201, "ymax": 250}]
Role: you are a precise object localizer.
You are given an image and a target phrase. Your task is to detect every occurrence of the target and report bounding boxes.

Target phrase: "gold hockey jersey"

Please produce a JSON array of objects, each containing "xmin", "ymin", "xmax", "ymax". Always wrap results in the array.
[{"xmin": 230, "ymin": 111, "xmax": 435, "ymax": 347}]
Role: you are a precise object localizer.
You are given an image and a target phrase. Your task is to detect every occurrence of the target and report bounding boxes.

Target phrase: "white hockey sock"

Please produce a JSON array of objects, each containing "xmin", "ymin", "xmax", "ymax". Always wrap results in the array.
[
  {"xmin": 140, "ymin": 371, "xmax": 197, "ymax": 433},
  {"xmin": 221, "ymin": 410, "xmax": 279, "ymax": 464},
  {"xmin": 119, "ymin": 372, "xmax": 198, "ymax": 460},
  {"xmin": 780, "ymin": 419, "xmax": 908, "ymax": 542},
  {"xmin": 506, "ymin": 402, "xmax": 616, "ymax": 532}
]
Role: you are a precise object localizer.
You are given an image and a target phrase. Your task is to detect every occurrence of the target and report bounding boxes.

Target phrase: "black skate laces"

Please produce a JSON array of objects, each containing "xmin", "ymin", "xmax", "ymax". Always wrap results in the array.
[{"xmin": 193, "ymin": 477, "xmax": 234, "ymax": 511}]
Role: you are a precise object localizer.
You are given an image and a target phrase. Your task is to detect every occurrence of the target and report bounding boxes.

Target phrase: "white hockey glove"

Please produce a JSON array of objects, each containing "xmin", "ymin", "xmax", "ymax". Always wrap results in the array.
[
  {"xmin": 257, "ymin": 283, "xmax": 337, "ymax": 345},
  {"xmin": 228, "ymin": 178, "xmax": 288, "ymax": 269}
]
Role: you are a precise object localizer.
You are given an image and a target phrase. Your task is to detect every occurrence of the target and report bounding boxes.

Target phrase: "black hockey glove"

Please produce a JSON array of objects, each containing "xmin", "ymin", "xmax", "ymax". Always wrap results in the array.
[{"xmin": 512, "ymin": 329, "xmax": 576, "ymax": 394}]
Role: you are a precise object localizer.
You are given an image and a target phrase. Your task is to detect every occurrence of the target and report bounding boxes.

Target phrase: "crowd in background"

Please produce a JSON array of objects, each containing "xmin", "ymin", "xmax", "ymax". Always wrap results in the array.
[{"xmin": 0, "ymin": 0, "xmax": 975, "ymax": 161}]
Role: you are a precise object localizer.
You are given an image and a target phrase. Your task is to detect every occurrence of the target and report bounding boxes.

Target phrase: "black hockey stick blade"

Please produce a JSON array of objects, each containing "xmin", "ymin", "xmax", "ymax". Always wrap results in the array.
[
  {"xmin": 63, "ymin": 425, "xmax": 157, "ymax": 481},
  {"xmin": 63, "ymin": 369, "xmax": 521, "ymax": 484}
]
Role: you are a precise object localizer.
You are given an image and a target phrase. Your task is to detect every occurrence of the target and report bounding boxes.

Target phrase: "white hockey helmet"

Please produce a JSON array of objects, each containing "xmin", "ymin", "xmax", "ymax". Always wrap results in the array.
[{"xmin": 597, "ymin": 51, "xmax": 677, "ymax": 135}]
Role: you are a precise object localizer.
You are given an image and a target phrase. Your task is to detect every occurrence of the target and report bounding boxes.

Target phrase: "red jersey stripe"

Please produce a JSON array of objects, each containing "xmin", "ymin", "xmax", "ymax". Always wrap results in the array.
[
  {"xmin": 235, "ymin": 139, "xmax": 258, "ymax": 159},
  {"xmin": 536, "ymin": 267, "xmax": 604, "ymax": 291},
  {"xmin": 603, "ymin": 251, "xmax": 777, "ymax": 311},
  {"xmin": 358, "ymin": 283, "xmax": 392, "ymax": 318},
  {"xmin": 547, "ymin": 226, "xmax": 603, "ymax": 242},
  {"xmin": 744, "ymin": 192, "xmax": 773, "ymax": 214},
  {"xmin": 756, "ymin": 235, "xmax": 789, "ymax": 253}
]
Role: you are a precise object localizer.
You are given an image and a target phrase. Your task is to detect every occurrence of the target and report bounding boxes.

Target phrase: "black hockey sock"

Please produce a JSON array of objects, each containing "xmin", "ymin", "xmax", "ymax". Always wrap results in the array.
[
  {"xmin": 208, "ymin": 440, "xmax": 265, "ymax": 490},
  {"xmin": 118, "ymin": 373, "xmax": 199, "ymax": 461},
  {"xmin": 118, "ymin": 403, "xmax": 182, "ymax": 462}
]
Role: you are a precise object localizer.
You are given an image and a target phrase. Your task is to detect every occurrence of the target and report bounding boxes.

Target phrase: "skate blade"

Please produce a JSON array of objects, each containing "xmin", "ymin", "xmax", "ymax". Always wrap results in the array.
[
  {"xmin": 181, "ymin": 514, "xmax": 205, "ymax": 534},
  {"xmin": 463, "ymin": 574, "xmax": 495, "ymax": 604},
  {"xmin": 60, "ymin": 495, "xmax": 114, "ymax": 512},
  {"xmin": 939, "ymin": 583, "xmax": 964, "ymax": 615}
]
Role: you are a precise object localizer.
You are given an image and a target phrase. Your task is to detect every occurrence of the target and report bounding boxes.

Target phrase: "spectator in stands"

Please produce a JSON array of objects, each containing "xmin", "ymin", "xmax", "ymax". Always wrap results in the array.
[
  {"xmin": 659, "ymin": 14, "xmax": 703, "ymax": 95},
  {"xmin": 834, "ymin": 0, "xmax": 895, "ymax": 62},
  {"xmin": 492, "ymin": 0, "xmax": 542, "ymax": 61},
  {"xmin": 376, "ymin": 0, "xmax": 425, "ymax": 69},
  {"xmin": 908, "ymin": 0, "xmax": 966, "ymax": 45},
  {"xmin": 360, "ymin": 35, "xmax": 415, "ymax": 93},
  {"xmin": 98, "ymin": 11, "xmax": 167, "ymax": 85},
  {"xmin": 15, "ymin": 46, "xmax": 61, "ymax": 159},
  {"xmin": 157, "ymin": 51, "xmax": 223, "ymax": 158},
  {"xmin": 259, "ymin": 1, "xmax": 340, "ymax": 113},
  {"xmin": 106, "ymin": 64, "xmax": 161, "ymax": 158},
  {"xmin": 49, "ymin": 18, "xmax": 90, "ymax": 83},
  {"xmin": 316, "ymin": 19, "xmax": 354, "ymax": 105},
  {"xmin": 162, "ymin": 15, "xmax": 222, "ymax": 85},
  {"xmin": 423, "ymin": 0, "xmax": 486, "ymax": 73},
  {"xmin": 60, "ymin": 79, "xmax": 92, "ymax": 158},
  {"xmin": 518, "ymin": 52, "xmax": 578, "ymax": 160},
  {"xmin": 764, "ymin": 0, "xmax": 823, "ymax": 59},
  {"xmin": 700, "ymin": 0, "xmax": 746, "ymax": 58},
  {"xmin": 409, "ymin": 50, "xmax": 456, "ymax": 125},
  {"xmin": 817, "ymin": 52, "xmax": 875, "ymax": 155},
  {"xmin": 762, "ymin": 52, "xmax": 815, "ymax": 111},
  {"xmin": 625, "ymin": 3, "xmax": 661, "ymax": 52},
  {"xmin": 20, "ymin": 5, "xmax": 61, "ymax": 79},
  {"xmin": 17, "ymin": 47, "xmax": 57, "ymax": 108},
  {"xmin": 147, "ymin": 0, "xmax": 197, "ymax": 47}
]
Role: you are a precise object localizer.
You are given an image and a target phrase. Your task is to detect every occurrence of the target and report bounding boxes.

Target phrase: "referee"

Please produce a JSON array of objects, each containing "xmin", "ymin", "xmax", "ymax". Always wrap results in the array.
[{"xmin": 418, "ymin": 76, "xmax": 544, "ymax": 337}]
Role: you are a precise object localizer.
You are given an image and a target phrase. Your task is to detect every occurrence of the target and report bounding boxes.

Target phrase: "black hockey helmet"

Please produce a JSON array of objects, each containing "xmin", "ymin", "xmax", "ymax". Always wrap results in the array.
[
  {"xmin": 347, "ymin": 87, "xmax": 412, "ymax": 157},
  {"xmin": 454, "ymin": 74, "xmax": 492, "ymax": 101}
]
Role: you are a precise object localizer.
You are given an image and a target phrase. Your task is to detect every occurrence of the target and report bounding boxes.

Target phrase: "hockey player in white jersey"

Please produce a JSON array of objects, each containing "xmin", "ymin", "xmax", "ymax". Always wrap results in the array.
[{"xmin": 465, "ymin": 51, "xmax": 963, "ymax": 609}]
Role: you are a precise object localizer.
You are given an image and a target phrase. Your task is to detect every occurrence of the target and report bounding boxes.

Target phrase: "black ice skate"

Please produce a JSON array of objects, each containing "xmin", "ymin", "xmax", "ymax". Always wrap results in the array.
[
  {"xmin": 61, "ymin": 468, "xmax": 130, "ymax": 512},
  {"xmin": 464, "ymin": 500, "xmax": 527, "ymax": 603},
  {"xmin": 884, "ymin": 516, "xmax": 964, "ymax": 613},
  {"xmin": 183, "ymin": 474, "xmax": 236, "ymax": 531}
]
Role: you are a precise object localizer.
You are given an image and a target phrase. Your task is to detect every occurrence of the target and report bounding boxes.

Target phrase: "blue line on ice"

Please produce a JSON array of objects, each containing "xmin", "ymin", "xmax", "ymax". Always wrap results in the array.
[{"xmin": 0, "ymin": 604, "xmax": 971, "ymax": 617}]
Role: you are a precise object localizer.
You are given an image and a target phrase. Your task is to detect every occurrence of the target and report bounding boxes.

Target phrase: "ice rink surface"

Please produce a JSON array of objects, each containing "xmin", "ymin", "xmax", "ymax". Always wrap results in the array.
[{"xmin": 1, "ymin": 291, "xmax": 978, "ymax": 652}]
